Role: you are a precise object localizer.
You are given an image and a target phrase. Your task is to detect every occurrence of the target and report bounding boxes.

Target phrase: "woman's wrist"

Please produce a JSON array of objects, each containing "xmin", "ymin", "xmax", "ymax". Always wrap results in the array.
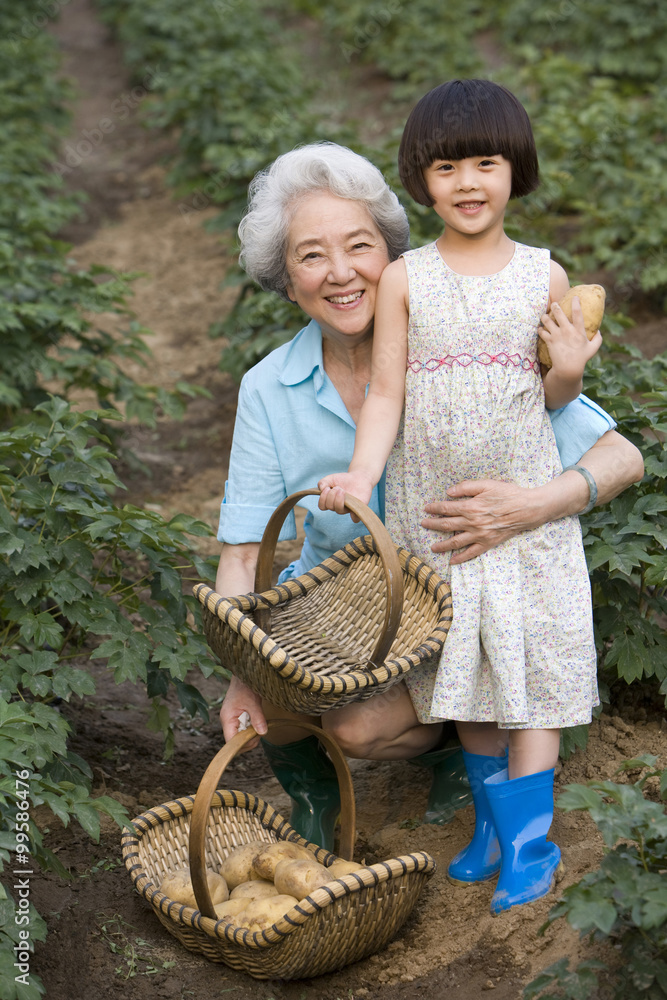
[
  {"xmin": 561, "ymin": 465, "xmax": 598, "ymax": 513},
  {"xmin": 521, "ymin": 472, "xmax": 591, "ymax": 527}
]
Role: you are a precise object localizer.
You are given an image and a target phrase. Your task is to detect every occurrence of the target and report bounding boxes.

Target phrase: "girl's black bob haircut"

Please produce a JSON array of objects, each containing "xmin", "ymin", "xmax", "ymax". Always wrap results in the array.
[{"xmin": 398, "ymin": 79, "xmax": 540, "ymax": 206}]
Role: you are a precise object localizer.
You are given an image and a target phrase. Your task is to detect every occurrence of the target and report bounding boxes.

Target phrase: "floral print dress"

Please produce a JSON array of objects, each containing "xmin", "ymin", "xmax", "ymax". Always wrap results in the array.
[{"xmin": 384, "ymin": 241, "xmax": 599, "ymax": 728}]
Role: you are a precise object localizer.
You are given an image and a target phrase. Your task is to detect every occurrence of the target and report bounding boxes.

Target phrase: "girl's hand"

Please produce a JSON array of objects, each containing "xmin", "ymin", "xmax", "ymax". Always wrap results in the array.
[
  {"xmin": 220, "ymin": 675, "xmax": 267, "ymax": 749},
  {"xmin": 318, "ymin": 472, "xmax": 374, "ymax": 519},
  {"xmin": 538, "ymin": 297, "xmax": 602, "ymax": 383}
]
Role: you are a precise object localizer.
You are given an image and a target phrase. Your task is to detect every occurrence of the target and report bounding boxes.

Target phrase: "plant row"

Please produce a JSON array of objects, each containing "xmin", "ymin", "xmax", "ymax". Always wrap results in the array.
[{"xmin": 0, "ymin": 7, "xmax": 221, "ymax": 996}]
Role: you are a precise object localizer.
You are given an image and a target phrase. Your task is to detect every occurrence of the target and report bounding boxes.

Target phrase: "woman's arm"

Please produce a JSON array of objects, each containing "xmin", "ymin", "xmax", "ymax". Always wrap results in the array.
[
  {"xmin": 215, "ymin": 542, "xmax": 268, "ymax": 747},
  {"xmin": 421, "ymin": 430, "xmax": 644, "ymax": 564}
]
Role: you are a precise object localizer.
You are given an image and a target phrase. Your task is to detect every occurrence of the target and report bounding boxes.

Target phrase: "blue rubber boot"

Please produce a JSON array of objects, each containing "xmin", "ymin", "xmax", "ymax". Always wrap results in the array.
[
  {"xmin": 260, "ymin": 736, "xmax": 340, "ymax": 851},
  {"xmin": 484, "ymin": 767, "xmax": 562, "ymax": 915},
  {"xmin": 411, "ymin": 744, "xmax": 473, "ymax": 825},
  {"xmin": 447, "ymin": 749, "xmax": 507, "ymax": 885}
]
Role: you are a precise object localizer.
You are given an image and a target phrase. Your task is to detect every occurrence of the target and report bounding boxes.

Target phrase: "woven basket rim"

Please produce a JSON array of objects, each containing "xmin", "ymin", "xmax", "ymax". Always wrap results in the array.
[
  {"xmin": 195, "ymin": 535, "xmax": 452, "ymax": 697},
  {"xmin": 122, "ymin": 789, "xmax": 435, "ymax": 950}
]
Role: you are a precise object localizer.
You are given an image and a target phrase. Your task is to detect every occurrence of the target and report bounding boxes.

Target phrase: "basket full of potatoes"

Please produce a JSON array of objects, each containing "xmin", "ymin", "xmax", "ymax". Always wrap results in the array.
[{"xmin": 121, "ymin": 721, "xmax": 435, "ymax": 980}]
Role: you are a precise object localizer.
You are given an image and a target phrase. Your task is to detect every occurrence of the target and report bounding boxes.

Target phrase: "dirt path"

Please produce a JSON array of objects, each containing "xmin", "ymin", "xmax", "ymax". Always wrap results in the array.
[{"xmin": 29, "ymin": 4, "xmax": 667, "ymax": 999}]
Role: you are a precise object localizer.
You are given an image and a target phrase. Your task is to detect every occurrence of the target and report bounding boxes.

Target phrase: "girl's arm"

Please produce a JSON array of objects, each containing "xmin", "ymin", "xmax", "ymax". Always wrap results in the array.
[
  {"xmin": 318, "ymin": 260, "xmax": 409, "ymax": 514},
  {"xmin": 539, "ymin": 261, "xmax": 602, "ymax": 409}
]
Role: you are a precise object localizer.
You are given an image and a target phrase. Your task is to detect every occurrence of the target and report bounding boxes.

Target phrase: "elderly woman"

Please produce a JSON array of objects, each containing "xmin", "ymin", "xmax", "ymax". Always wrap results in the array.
[{"xmin": 216, "ymin": 142, "xmax": 643, "ymax": 850}]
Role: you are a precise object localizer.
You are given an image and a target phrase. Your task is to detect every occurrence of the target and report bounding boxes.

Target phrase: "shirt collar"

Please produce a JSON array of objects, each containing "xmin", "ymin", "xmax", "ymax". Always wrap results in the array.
[{"xmin": 278, "ymin": 320, "xmax": 325, "ymax": 388}]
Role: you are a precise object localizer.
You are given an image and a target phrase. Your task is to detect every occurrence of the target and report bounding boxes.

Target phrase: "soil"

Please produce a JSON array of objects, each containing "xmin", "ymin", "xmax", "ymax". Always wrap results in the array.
[{"xmin": 20, "ymin": 3, "xmax": 667, "ymax": 999}]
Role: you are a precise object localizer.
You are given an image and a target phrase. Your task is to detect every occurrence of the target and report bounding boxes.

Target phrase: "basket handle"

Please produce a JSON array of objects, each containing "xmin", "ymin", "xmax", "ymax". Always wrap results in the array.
[
  {"xmin": 253, "ymin": 488, "xmax": 404, "ymax": 669},
  {"xmin": 189, "ymin": 719, "xmax": 356, "ymax": 920}
]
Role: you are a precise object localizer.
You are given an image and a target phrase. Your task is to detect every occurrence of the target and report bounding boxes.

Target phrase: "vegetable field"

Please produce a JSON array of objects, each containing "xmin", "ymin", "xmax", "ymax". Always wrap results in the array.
[{"xmin": 1, "ymin": 1, "xmax": 665, "ymax": 999}]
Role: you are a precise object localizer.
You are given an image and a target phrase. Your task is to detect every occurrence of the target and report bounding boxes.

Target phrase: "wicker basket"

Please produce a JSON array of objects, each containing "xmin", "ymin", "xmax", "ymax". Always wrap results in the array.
[
  {"xmin": 195, "ymin": 489, "xmax": 452, "ymax": 715},
  {"xmin": 122, "ymin": 721, "xmax": 435, "ymax": 980}
]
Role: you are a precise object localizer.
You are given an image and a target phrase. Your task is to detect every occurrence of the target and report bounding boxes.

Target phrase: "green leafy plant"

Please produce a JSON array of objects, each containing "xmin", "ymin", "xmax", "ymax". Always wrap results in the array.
[
  {"xmin": 96, "ymin": 0, "xmax": 345, "ymax": 228},
  {"xmin": 0, "ymin": 18, "xmax": 201, "ymax": 426},
  {"xmin": 292, "ymin": 0, "xmax": 487, "ymax": 96},
  {"xmin": 524, "ymin": 756, "xmax": 667, "ymax": 999},
  {"xmin": 0, "ymin": 398, "xmax": 220, "ymax": 995},
  {"xmin": 504, "ymin": 61, "xmax": 667, "ymax": 299},
  {"xmin": 499, "ymin": 0, "xmax": 667, "ymax": 86},
  {"xmin": 580, "ymin": 346, "xmax": 667, "ymax": 703}
]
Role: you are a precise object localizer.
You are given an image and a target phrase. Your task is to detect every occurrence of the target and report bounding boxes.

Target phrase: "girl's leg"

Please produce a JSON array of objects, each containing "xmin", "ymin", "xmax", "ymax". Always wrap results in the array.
[
  {"xmin": 484, "ymin": 726, "xmax": 562, "ymax": 914},
  {"xmin": 455, "ymin": 720, "xmax": 509, "ymax": 757},
  {"xmin": 447, "ymin": 721, "xmax": 508, "ymax": 885},
  {"xmin": 508, "ymin": 727, "xmax": 560, "ymax": 778},
  {"xmin": 454, "ymin": 724, "xmax": 560, "ymax": 776}
]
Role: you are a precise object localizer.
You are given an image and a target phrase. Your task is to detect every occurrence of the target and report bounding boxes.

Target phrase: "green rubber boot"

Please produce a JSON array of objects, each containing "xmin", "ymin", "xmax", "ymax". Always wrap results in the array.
[
  {"xmin": 411, "ymin": 731, "xmax": 473, "ymax": 825},
  {"xmin": 260, "ymin": 736, "xmax": 340, "ymax": 851}
]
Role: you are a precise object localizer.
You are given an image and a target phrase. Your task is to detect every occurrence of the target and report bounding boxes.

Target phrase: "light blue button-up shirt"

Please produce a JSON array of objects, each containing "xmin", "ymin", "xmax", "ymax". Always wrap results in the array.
[{"xmin": 218, "ymin": 320, "xmax": 615, "ymax": 579}]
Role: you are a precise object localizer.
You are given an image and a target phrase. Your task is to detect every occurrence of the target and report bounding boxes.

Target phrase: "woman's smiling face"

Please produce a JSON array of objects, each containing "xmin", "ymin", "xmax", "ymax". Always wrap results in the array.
[{"xmin": 285, "ymin": 191, "xmax": 391, "ymax": 345}]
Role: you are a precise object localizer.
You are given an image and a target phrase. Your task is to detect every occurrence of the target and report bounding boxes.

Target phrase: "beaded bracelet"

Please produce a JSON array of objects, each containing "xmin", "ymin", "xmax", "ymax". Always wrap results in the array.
[{"xmin": 562, "ymin": 464, "xmax": 598, "ymax": 514}]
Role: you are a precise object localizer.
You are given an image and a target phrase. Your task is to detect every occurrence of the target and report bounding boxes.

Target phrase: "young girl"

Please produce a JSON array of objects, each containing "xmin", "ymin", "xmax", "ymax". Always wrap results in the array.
[{"xmin": 318, "ymin": 79, "xmax": 601, "ymax": 915}]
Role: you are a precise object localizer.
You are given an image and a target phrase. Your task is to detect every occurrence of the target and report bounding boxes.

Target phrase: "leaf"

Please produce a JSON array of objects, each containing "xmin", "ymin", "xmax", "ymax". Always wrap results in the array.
[
  {"xmin": 70, "ymin": 801, "xmax": 101, "ymax": 841},
  {"xmin": 560, "ymin": 725, "xmax": 589, "ymax": 760},
  {"xmin": 565, "ymin": 888, "xmax": 618, "ymax": 935},
  {"xmin": 17, "ymin": 611, "xmax": 64, "ymax": 649},
  {"xmin": 557, "ymin": 783, "xmax": 603, "ymax": 812},
  {"xmin": 605, "ymin": 633, "xmax": 652, "ymax": 683}
]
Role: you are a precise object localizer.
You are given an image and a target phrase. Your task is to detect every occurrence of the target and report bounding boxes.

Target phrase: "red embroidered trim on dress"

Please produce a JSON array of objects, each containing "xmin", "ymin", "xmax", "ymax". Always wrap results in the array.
[{"xmin": 407, "ymin": 352, "xmax": 540, "ymax": 374}]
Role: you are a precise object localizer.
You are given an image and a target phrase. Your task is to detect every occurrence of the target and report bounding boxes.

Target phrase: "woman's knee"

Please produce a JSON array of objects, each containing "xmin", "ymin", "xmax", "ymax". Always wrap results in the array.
[
  {"xmin": 322, "ymin": 707, "xmax": 381, "ymax": 757},
  {"xmin": 322, "ymin": 685, "xmax": 420, "ymax": 758}
]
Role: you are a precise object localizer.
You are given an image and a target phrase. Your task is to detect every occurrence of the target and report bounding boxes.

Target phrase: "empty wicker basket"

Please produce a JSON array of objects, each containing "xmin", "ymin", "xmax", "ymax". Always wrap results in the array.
[
  {"xmin": 122, "ymin": 722, "xmax": 435, "ymax": 980},
  {"xmin": 195, "ymin": 489, "xmax": 453, "ymax": 715}
]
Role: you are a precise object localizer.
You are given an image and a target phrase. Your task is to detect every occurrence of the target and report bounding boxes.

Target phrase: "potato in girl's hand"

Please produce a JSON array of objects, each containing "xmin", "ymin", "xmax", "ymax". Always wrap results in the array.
[
  {"xmin": 160, "ymin": 866, "xmax": 229, "ymax": 908},
  {"xmin": 538, "ymin": 283, "xmax": 605, "ymax": 369}
]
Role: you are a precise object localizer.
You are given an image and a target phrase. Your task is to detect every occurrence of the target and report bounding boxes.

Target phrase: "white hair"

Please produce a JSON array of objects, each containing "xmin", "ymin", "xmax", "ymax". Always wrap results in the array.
[{"xmin": 238, "ymin": 142, "xmax": 410, "ymax": 301}]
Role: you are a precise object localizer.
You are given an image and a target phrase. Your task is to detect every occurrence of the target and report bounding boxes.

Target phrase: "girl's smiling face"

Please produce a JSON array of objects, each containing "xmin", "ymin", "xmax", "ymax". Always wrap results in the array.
[
  {"xmin": 424, "ymin": 154, "xmax": 513, "ymax": 238},
  {"xmin": 285, "ymin": 192, "xmax": 390, "ymax": 345}
]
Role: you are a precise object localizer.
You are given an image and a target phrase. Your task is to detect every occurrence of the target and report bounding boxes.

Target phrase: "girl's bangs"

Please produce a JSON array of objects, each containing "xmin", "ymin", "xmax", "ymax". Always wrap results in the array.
[{"xmin": 422, "ymin": 117, "xmax": 508, "ymax": 167}]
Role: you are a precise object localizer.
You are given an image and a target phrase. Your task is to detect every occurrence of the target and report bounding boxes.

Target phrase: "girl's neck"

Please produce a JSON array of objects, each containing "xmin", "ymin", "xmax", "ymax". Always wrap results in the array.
[{"xmin": 436, "ymin": 228, "xmax": 515, "ymax": 277}]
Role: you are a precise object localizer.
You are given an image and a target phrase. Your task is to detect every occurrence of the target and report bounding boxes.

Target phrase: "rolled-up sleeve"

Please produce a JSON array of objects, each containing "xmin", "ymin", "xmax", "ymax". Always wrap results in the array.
[
  {"xmin": 548, "ymin": 394, "xmax": 617, "ymax": 469},
  {"xmin": 218, "ymin": 376, "xmax": 296, "ymax": 544}
]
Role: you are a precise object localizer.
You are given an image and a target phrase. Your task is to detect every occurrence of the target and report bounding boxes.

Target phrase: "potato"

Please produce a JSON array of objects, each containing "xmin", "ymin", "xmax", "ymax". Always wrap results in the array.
[
  {"xmin": 325, "ymin": 859, "xmax": 366, "ymax": 879},
  {"xmin": 230, "ymin": 879, "xmax": 279, "ymax": 900},
  {"xmin": 252, "ymin": 841, "xmax": 315, "ymax": 881},
  {"xmin": 538, "ymin": 283, "xmax": 605, "ymax": 368},
  {"xmin": 273, "ymin": 858, "xmax": 332, "ymax": 899},
  {"xmin": 160, "ymin": 866, "xmax": 229, "ymax": 908},
  {"xmin": 213, "ymin": 897, "xmax": 250, "ymax": 923},
  {"xmin": 219, "ymin": 841, "xmax": 267, "ymax": 889},
  {"xmin": 238, "ymin": 894, "xmax": 300, "ymax": 932}
]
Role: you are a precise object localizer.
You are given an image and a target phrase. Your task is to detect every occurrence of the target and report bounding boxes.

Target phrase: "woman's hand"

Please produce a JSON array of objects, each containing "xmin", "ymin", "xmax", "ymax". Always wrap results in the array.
[
  {"xmin": 318, "ymin": 471, "xmax": 374, "ymax": 519},
  {"xmin": 219, "ymin": 675, "xmax": 267, "ymax": 750},
  {"xmin": 422, "ymin": 479, "xmax": 541, "ymax": 564}
]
